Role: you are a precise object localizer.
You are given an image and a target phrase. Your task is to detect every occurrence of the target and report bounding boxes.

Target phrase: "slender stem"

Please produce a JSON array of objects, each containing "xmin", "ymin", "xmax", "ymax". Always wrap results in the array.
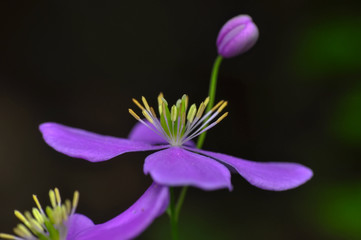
[
  {"xmin": 175, "ymin": 186, "xmax": 188, "ymax": 221},
  {"xmin": 197, "ymin": 55, "xmax": 223, "ymax": 149},
  {"xmin": 168, "ymin": 55, "xmax": 223, "ymax": 240},
  {"xmin": 168, "ymin": 187, "xmax": 179, "ymax": 240}
]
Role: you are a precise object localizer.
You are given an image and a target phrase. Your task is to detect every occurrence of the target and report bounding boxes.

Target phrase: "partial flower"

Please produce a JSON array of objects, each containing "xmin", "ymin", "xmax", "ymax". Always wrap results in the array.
[
  {"xmin": 40, "ymin": 94, "xmax": 313, "ymax": 191},
  {"xmin": 216, "ymin": 14, "xmax": 259, "ymax": 58},
  {"xmin": 0, "ymin": 184, "xmax": 169, "ymax": 240}
]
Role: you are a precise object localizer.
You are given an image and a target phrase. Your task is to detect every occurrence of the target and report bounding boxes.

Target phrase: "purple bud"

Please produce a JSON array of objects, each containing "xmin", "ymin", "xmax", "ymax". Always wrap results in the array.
[{"xmin": 216, "ymin": 15, "xmax": 259, "ymax": 58}]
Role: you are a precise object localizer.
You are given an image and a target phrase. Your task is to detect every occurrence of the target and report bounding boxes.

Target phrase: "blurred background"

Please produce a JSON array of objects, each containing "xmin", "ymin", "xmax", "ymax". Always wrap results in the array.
[{"xmin": 1, "ymin": 0, "xmax": 361, "ymax": 239}]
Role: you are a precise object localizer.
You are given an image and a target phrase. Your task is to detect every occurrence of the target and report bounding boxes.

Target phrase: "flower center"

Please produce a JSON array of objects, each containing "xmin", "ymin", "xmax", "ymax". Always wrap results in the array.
[
  {"xmin": 0, "ymin": 188, "xmax": 79, "ymax": 240},
  {"xmin": 129, "ymin": 93, "xmax": 228, "ymax": 146}
]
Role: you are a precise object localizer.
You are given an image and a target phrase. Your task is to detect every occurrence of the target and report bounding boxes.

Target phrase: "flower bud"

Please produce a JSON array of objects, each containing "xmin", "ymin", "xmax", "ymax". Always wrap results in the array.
[{"xmin": 216, "ymin": 15, "xmax": 259, "ymax": 58}]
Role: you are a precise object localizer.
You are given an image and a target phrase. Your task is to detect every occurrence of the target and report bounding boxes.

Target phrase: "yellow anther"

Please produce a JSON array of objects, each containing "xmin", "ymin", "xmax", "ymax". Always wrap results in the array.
[
  {"xmin": 14, "ymin": 211, "xmax": 30, "ymax": 228},
  {"xmin": 65, "ymin": 200, "xmax": 71, "ymax": 215},
  {"xmin": 132, "ymin": 98, "xmax": 145, "ymax": 111},
  {"xmin": 29, "ymin": 219, "xmax": 43, "ymax": 232},
  {"xmin": 0, "ymin": 233, "xmax": 17, "ymax": 239},
  {"xmin": 54, "ymin": 188, "xmax": 61, "ymax": 206},
  {"xmin": 171, "ymin": 105, "xmax": 177, "ymax": 122},
  {"xmin": 49, "ymin": 190, "xmax": 56, "ymax": 208},
  {"xmin": 129, "ymin": 109, "xmax": 141, "ymax": 121},
  {"xmin": 210, "ymin": 100, "xmax": 224, "ymax": 112},
  {"xmin": 150, "ymin": 107, "xmax": 157, "ymax": 118},
  {"xmin": 14, "ymin": 224, "xmax": 32, "ymax": 237},
  {"xmin": 161, "ymin": 97, "xmax": 168, "ymax": 106},
  {"xmin": 187, "ymin": 104, "xmax": 197, "ymax": 123},
  {"xmin": 61, "ymin": 205, "xmax": 68, "ymax": 221},
  {"xmin": 32, "ymin": 208, "xmax": 44, "ymax": 224},
  {"xmin": 217, "ymin": 101, "xmax": 228, "ymax": 113},
  {"xmin": 157, "ymin": 92, "xmax": 164, "ymax": 106},
  {"xmin": 32, "ymin": 195, "xmax": 43, "ymax": 213},
  {"xmin": 142, "ymin": 110, "xmax": 154, "ymax": 124},
  {"xmin": 182, "ymin": 94, "xmax": 189, "ymax": 110},
  {"xmin": 216, "ymin": 112, "xmax": 228, "ymax": 123},
  {"xmin": 72, "ymin": 191, "xmax": 79, "ymax": 210},
  {"xmin": 176, "ymin": 99, "xmax": 182, "ymax": 109},
  {"xmin": 141, "ymin": 96, "xmax": 151, "ymax": 111},
  {"xmin": 196, "ymin": 102, "xmax": 205, "ymax": 119},
  {"xmin": 204, "ymin": 97, "xmax": 210, "ymax": 107}
]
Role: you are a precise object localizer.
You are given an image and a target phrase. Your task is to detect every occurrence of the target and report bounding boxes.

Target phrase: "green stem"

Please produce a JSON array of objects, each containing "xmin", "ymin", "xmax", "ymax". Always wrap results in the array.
[
  {"xmin": 168, "ymin": 188, "xmax": 179, "ymax": 240},
  {"xmin": 175, "ymin": 186, "xmax": 188, "ymax": 221},
  {"xmin": 167, "ymin": 55, "xmax": 223, "ymax": 240},
  {"xmin": 197, "ymin": 55, "xmax": 223, "ymax": 149}
]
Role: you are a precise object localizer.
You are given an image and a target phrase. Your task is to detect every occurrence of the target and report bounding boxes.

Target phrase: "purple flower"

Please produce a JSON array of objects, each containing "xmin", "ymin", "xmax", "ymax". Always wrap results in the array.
[
  {"xmin": 40, "ymin": 94, "xmax": 312, "ymax": 191},
  {"xmin": 0, "ymin": 184, "xmax": 169, "ymax": 240},
  {"xmin": 217, "ymin": 14, "xmax": 259, "ymax": 58}
]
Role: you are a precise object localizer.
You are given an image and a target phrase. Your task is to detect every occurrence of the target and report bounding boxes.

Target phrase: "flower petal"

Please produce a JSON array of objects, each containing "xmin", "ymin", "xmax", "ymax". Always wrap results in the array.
[
  {"xmin": 128, "ymin": 121, "xmax": 169, "ymax": 145},
  {"xmin": 128, "ymin": 121, "xmax": 195, "ymax": 147},
  {"xmin": 74, "ymin": 183, "xmax": 169, "ymax": 240},
  {"xmin": 192, "ymin": 148, "xmax": 313, "ymax": 191},
  {"xmin": 66, "ymin": 214, "xmax": 94, "ymax": 240},
  {"xmin": 144, "ymin": 147, "xmax": 232, "ymax": 190},
  {"xmin": 39, "ymin": 122, "xmax": 167, "ymax": 162}
]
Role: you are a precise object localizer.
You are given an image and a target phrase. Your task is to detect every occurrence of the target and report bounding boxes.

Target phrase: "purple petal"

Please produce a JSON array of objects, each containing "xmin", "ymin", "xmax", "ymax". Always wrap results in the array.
[
  {"xmin": 128, "ymin": 121, "xmax": 195, "ymax": 147},
  {"xmin": 192, "ymin": 148, "xmax": 313, "ymax": 191},
  {"xmin": 66, "ymin": 214, "xmax": 94, "ymax": 240},
  {"xmin": 216, "ymin": 15, "xmax": 253, "ymax": 46},
  {"xmin": 39, "ymin": 122, "xmax": 167, "ymax": 162},
  {"xmin": 217, "ymin": 14, "xmax": 259, "ymax": 58},
  {"xmin": 144, "ymin": 147, "xmax": 232, "ymax": 190},
  {"xmin": 74, "ymin": 183, "xmax": 169, "ymax": 240},
  {"xmin": 128, "ymin": 121, "xmax": 169, "ymax": 145}
]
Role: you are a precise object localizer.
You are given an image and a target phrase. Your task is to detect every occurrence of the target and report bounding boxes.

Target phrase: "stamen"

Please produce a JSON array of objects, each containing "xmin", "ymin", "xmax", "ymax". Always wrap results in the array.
[
  {"xmin": 142, "ymin": 110, "xmax": 154, "ymax": 124},
  {"xmin": 14, "ymin": 211, "xmax": 30, "ymax": 229},
  {"xmin": 128, "ymin": 94, "xmax": 228, "ymax": 146},
  {"xmin": 132, "ymin": 98, "xmax": 145, "ymax": 111},
  {"xmin": 55, "ymin": 188, "xmax": 61, "ymax": 206},
  {"xmin": 2, "ymin": 189, "xmax": 79, "ymax": 240},
  {"xmin": 211, "ymin": 100, "xmax": 224, "ymax": 112},
  {"xmin": 32, "ymin": 195, "xmax": 44, "ymax": 214},
  {"xmin": 171, "ymin": 105, "xmax": 177, "ymax": 122},
  {"xmin": 72, "ymin": 191, "xmax": 79, "ymax": 214},
  {"xmin": 0, "ymin": 233, "xmax": 17, "ymax": 239},
  {"xmin": 217, "ymin": 101, "xmax": 228, "ymax": 113},
  {"xmin": 141, "ymin": 96, "xmax": 151, "ymax": 112},
  {"xmin": 129, "ymin": 109, "xmax": 141, "ymax": 121},
  {"xmin": 187, "ymin": 104, "xmax": 197, "ymax": 123}
]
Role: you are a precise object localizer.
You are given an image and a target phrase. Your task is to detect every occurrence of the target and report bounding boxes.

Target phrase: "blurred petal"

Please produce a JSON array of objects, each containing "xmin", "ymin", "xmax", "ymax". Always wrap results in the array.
[
  {"xmin": 39, "ymin": 122, "xmax": 167, "ymax": 162},
  {"xmin": 128, "ymin": 121, "xmax": 195, "ymax": 147},
  {"xmin": 66, "ymin": 214, "xmax": 94, "ymax": 240},
  {"xmin": 75, "ymin": 183, "xmax": 169, "ymax": 240},
  {"xmin": 144, "ymin": 147, "xmax": 232, "ymax": 190},
  {"xmin": 193, "ymin": 148, "xmax": 313, "ymax": 191}
]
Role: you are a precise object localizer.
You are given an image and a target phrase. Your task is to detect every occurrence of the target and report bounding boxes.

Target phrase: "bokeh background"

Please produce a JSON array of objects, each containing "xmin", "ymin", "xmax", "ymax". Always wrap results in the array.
[{"xmin": 1, "ymin": 0, "xmax": 361, "ymax": 239}]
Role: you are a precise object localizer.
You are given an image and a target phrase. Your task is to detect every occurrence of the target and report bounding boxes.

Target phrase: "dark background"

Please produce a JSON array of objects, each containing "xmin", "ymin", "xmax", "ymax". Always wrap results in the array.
[{"xmin": 1, "ymin": 0, "xmax": 361, "ymax": 239}]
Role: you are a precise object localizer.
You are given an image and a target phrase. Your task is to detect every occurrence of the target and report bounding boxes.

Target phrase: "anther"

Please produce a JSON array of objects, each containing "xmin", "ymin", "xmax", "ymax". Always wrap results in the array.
[
  {"xmin": 55, "ymin": 188, "xmax": 61, "ymax": 206},
  {"xmin": 129, "ymin": 109, "xmax": 141, "ymax": 121},
  {"xmin": 217, "ymin": 101, "xmax": 228, "ymax": 113},
  {"xmin": 216, "ymin": 112, "xmax": 228, "ymax": 123},
  {"xmin": 142, "ymin": 110, "xmax": 154, "ymax": 124},
  {"xmin": 132, "ymin": 98, "xmax": 145, "ymax": 111},
  {"xmin": 141, "ymin": 96, "xmax": 151, "ymax": 112},
  {"xmin": 187, "ymin": 104, "xmax": 197, "ymax": 123},
  {"xmin": 210, "ymin": 100, "xmax": 224, "ymax": 112},
  {"xmin": 49, "ymin": 190, "xmax": 56, "ymax": 208}
]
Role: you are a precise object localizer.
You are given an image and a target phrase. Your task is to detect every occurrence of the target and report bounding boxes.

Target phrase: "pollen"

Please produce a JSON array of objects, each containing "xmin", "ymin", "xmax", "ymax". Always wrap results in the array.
[
  {"xmin": 0, "ymin": 188, "xmax": 79, "ymax": 240},
  {"xmin": 129, "ymin": 93, "xmax": 228, "ymax": 146}
]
